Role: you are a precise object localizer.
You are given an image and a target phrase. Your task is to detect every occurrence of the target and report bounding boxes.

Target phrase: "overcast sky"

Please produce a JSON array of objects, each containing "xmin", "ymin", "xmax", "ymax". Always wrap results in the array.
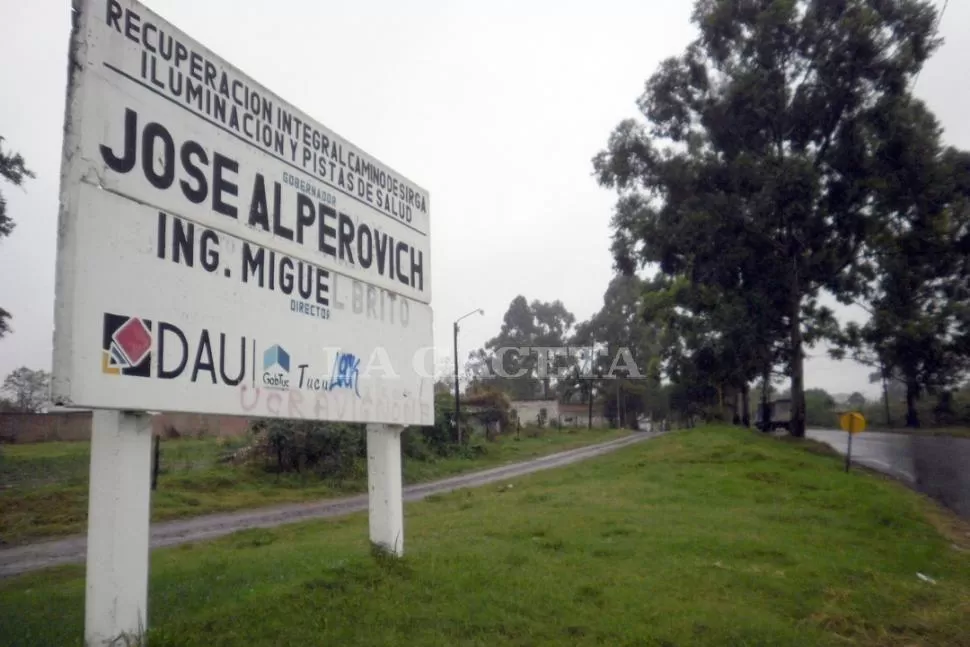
[{"xmin": 1, "ymin": 0, "xmax": 966, "ymax": 400}]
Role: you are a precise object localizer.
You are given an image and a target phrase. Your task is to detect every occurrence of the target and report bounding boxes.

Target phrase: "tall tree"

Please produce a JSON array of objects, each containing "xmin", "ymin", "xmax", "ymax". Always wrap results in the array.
[
  {"xmin": 595, "ymin": 0, "xmax": 941, "ymax": 436},
  {"xmin": 0, "ymin": 136, "xmax": 35, "ymax": 339},
  {"xmin": 641, "ymin": 269, "xmax": 800, "ymax": 427},
  {"xmin": 833, "ymin": 101, "xmax": 970, "ymax": 427},
  {"xmin": 847, "ymin": 392, "xmax": 866, "ymax": 409},
  {"xmin": 804, "ymin": 387, "xmax": 837, "ymax": 427},
  {"xmin": 573, "ymin": 274, "xmax": 659, "ymax": 372},
  {"xmin": 474, "ymin": 296, "xmax": 576, "ymax": 400},
  {"xmin": 570, "ymin": 274, "xmax": 663, "ymax": 427},
  {"xmin": 2, "ymin": 367, "xmax": 51, "ymax": 413}
]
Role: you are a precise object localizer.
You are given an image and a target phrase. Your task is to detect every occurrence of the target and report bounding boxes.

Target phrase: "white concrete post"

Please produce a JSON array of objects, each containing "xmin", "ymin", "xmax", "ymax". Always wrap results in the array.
[
  {"xmin": 366, "ymin": 423, "xmax": 405, "ymax": 556},
  {"xmin": 85, "ymin": 410, "xmax": 153, "ymax": 647}
]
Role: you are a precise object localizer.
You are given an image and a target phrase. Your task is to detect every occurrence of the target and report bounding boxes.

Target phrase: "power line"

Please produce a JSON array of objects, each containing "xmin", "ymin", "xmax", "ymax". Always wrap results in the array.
[{"xmin": 911, "ymin": 0, "xmax": 950, "ymax": 92}]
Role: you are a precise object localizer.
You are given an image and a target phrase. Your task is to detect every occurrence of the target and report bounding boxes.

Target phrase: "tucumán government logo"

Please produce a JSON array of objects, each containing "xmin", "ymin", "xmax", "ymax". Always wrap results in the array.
[
  {"xmin": 262, "ymin": 344, "xmax": 290, "ymax": 390},
  {"xmin": 102, "ymin": 313, "xmax": 153, "ymax": 377}
]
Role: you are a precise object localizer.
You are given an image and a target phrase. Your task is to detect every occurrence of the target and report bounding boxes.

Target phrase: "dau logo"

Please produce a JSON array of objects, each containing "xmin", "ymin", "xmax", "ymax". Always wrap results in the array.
[
  {"xmin": 101, "ymin": 312, "xmax": 249, "ymax": 385},
  {"xmin": 262, "ymin": 344, "xmax": 290, "ymax": 390},
  {"xmin": 102, "ymin": 313, "xmax": 153, "ymax": 377}
]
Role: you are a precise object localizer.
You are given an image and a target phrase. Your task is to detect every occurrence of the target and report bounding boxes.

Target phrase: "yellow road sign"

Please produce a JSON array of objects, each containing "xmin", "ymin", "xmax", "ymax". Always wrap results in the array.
[{"xmin": 839, "ymin": 411, "xmax": 866, "ymax": 434}]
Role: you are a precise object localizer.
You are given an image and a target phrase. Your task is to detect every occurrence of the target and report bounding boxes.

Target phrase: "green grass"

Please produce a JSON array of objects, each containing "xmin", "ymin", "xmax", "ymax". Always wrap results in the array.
[
  {"xmin": 1, "ymin": 426, "xmax": 967, "ymax": 646},
  {"xmin": 0, "ymin": 426, "xmax": 629, "ymax": 544},
  {"xmin": 0, "ymin": 436, "xmax": 244, "ymax": 488}
]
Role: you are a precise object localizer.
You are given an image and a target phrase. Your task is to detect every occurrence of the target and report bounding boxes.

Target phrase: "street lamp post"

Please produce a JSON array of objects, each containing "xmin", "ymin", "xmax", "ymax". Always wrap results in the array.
[
  {"xmin": 587, "ymin": 343, "xmax": 594, "ymax": 429},
  {"xmin": 453, "ymin": 308, "xmax": 484, "ymax": 445}
]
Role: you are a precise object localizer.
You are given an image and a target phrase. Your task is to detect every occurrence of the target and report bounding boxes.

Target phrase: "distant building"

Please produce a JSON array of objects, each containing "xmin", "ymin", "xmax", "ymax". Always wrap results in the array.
[
  {"xmin": 511, "ymin": 400, "xmax": 559, "ymax": 427},
  {"xmin": 509, "ymin": 399, "xmax": 609, "ymax": 428},
  {"xmin": 558, "ymin": 402, "xmax": 608, "ymax": 428}
]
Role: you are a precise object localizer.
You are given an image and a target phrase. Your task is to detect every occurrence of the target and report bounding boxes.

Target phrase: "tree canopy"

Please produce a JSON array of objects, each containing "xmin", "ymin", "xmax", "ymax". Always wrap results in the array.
[
  {"xmin": 595, "ymin": 0, "xmax": 946, "ymax": 436},
  {"xmin": 830, "ymin": 99, "xmax": 970, "ymax": 427},
  {"xmin": 466, "ymin": 296, "xmax": 576, "ymax": 400},
  {"xmin": 2, "ymin": 367, "xmax": 51, "ymax": 413},
  {"xmin": 0, "ymin": 136, "xmax": 35, "ymax": 339}
]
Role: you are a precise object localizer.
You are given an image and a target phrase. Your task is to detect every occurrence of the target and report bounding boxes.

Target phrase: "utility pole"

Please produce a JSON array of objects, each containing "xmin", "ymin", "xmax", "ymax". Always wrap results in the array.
[
  {"xmin": 453, "ymin": 308, "xmax": 484, "ymax": 445},
  {"xmin": 587, "ymin": 343, "xmax": 594, "ymax": 429},
  {"xmin": 616, "ymin": 380, "xmax": 621, "ymax": 429},
  {"xmin": 881, "ymin": 360, "xmax": 892, "ymax": 428},
  {"xmin": 453, "ymin": 321, "xmax": 460, "ymax": 445}
]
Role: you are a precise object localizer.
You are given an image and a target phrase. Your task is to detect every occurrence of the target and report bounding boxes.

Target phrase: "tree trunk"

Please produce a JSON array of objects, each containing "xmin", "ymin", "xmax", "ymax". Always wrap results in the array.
[
  {"xmin": 619, "ymin": 382, "xmax": 625, "ymax": 429},
  {"xmin": 760, "ymin": 366, "xmax": 771, "ymax": 432},
  {"xmin": 741, "ymin": 383, "xmax": 750, "ymax": 427},
  {"xmin": 905, "ymin": 380, "xmax": 920, "ymax": 428},
  {"xmin": 615, "ymin": 381, "xmax": 621, "ymax": 429},
  {"xmin": 881, "ymin": 364, "xmax": 891, "ymax": 428},
  {"xmin": 789, "ymin": 269, "xmax": 806, "ymax": 438}
]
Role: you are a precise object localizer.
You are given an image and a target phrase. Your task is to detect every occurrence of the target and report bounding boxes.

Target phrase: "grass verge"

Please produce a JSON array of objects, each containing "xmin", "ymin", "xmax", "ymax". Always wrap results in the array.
[
  {"xmin": 0, "ymin": 426, "xmax": 629, "ymax": 544},
  {"xmin": 1, "ymin": 426, "xmax": 968, "ymax": 646}
]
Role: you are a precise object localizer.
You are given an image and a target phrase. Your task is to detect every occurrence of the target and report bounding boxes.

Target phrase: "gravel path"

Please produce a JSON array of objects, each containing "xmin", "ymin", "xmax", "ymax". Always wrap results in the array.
[{"xmin": 0, "ymin": 432, "xmax": 655, "ymax": 577}]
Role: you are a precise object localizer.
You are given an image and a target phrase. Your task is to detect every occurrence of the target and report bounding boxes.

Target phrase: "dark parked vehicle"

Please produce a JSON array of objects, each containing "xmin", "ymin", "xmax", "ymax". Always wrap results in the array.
[{"xmin": 755, "ymin": 398, "xmax": 791, "ymax": 432}]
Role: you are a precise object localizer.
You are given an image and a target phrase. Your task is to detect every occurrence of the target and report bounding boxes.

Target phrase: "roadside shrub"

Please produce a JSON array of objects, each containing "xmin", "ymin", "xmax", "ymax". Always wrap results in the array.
[
  {"xmin": 523, "ymin": 426, "xmax": 544, "ymax": 439},
  {"xmin": 463, "ymin": 387, "xmax": 513, "ymax": 438},
  {"xmin": 249, "ymin": 420, "xmax": 366, "ymax": 479},
  {"xmin": 459, "ymin": 438, "xmax": 488, "ymax": 458},
  {"xmin": 701, "ymin": 405, "xmax": 726, "ymax": 422},
  {"xmin": 421, "ymin": 392, "xmax": 460, "ymax": 455},
  {"xmin": 245, "ymin": 389, "xmax": 495, "ymax": 477},
  {"xmin": 401, "ymin": 428, "xmax": 435, "ymax": 461},
  {"xmin": 858, "ymin": 385, "xmax": 970, "ymax": 429}
]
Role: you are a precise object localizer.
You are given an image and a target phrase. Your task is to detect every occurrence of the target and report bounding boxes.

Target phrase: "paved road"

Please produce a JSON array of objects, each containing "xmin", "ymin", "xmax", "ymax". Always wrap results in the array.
[
  {"xmin": 0, "ymin": 432, "xmax": 655, "ymax": 578},
  {"xmin": 807, "ymin": 428, "xmax": 970, "ymax": 519}
]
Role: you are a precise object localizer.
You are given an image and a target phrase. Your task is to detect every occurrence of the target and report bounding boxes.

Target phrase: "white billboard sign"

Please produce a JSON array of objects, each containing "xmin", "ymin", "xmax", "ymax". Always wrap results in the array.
[{"xmin": 53, "ymin": 0, "xmax": 434, "ymax": 425}]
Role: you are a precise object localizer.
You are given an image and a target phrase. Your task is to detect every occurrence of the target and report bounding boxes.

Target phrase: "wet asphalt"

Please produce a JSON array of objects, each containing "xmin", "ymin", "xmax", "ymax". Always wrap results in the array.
[{"xmin": 807, "ymin": 428, "xmax": 970, "ymax": 519}]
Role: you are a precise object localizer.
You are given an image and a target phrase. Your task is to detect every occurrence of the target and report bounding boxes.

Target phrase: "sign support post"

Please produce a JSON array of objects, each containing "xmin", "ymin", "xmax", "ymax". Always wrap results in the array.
[
  {"xmin": 84, "ymin": 410, "xmax": 153, "ymax": 647},
  {"xmin": 367, "ymin": 424, "xmax": 405, "ymax": 556},
  {"xmin": 839, "ymin": 411, "xmax": 866, "ymax": 473},
  {"xmin": 56, "ymin": 1, "xmax": 433, "ymax": 638},
  {"xmin": 845, "ymin": 429, "xmax": 854, "ymax": 473}
]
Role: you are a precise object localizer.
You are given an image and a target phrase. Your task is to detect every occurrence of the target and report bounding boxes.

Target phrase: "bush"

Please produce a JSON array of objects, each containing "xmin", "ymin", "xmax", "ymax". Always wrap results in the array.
[
  {"xmin": 420, "ymin": 392, "xmax": 460, "ymax": 455},
  {"xmin": 463, "ymin": 387, "xmax": 513, "ymax": 437},
  {"xmin": 401, "ymin": 428, "xmax": 435, "ymax": 461},
  {"xmin": 459, "ymin": 438, "xmax": 488, "ymax": 458},
  {"xmin": 523, "ymin": 426, "xmax": 544, "ymax": 439},
  {"xmin": 249, "ymin": 420, "xmax": 366, "ymax": 479},
  {"xmin": 246, "ymin": 389, "xmax": 495, "ymax": 478},
  {"xmin": 859, "ymin": 387, "xmax": 970, "ymax": 429}
]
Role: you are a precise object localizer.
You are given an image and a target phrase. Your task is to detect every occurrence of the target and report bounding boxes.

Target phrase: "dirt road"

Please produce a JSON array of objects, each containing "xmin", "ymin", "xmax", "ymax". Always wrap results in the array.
[{"xmin": 0, "ymin": 432, "xmax": 654, "ymax": 577}]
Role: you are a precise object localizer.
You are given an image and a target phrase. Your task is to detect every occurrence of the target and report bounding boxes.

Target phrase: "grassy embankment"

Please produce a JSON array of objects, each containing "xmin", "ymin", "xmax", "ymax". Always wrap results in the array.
[
  {"xmin": 0, "ymin": 426, "xmax": 629, "ymax": 544},
  {"xmin": 1, "ymin": 426, "xmax": 968, "ymax": 646}
]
